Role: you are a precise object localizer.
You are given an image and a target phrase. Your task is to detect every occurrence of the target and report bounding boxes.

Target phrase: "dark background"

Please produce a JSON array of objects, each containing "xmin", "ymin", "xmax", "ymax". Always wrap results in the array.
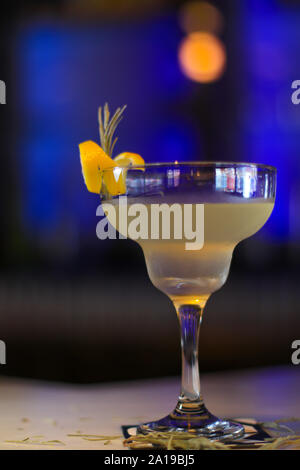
[{"xmin": 0, "ymin": 0, "xmax": 299, "ymax": 383}]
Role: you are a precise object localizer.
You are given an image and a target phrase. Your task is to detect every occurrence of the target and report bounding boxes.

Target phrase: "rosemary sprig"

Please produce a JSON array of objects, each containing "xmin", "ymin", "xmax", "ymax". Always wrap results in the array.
[{"xmin": 98, "ymin": 103, "xmax": 127, "ymax": 157}]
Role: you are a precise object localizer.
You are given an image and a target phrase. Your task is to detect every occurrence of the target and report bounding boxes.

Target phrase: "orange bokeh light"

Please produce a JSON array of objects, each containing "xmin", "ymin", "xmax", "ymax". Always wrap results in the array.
[{"xmin": 178, "ymin": 32, "xmax": 226, "ymax": 83}]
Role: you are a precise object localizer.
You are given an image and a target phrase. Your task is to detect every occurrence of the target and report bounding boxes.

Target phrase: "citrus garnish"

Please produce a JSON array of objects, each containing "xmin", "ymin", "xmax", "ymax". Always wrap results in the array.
[
  {"xmin": 79, "ymin": 103, "xmax": 145, "ymax": 196},
  {"xmin": 114, "ymin": 152, "xmax": 145, "ymax": 169},
  {"xmin": 79, "ymin": 140, "xmax": 115, "ymax": 194},
  {"xmin": 102, "ymin": 165, "xmax": 127, "ymax": 196},
  {"xmin": 112, "ymin": 152, "xmax": 146, "ymax": 191}
]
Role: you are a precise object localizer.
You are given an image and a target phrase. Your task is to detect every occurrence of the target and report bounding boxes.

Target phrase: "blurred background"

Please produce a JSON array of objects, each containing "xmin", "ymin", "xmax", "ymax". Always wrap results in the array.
[{"xmin": 0, "ymin": 0, "xmax": 299, "ymax": 383}]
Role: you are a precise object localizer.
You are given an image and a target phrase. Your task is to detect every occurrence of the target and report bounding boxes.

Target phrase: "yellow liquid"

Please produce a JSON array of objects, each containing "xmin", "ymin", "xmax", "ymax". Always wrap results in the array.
[{"xmin": 110, "ymin": 199, "xmax": 274, "ymax": 305}]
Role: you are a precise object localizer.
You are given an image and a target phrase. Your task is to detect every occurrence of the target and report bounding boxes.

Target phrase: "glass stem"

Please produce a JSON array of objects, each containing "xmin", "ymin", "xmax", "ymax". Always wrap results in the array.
[{"xmin": 174, "ymin": 301, "xmax": 209, "ymax": 416}]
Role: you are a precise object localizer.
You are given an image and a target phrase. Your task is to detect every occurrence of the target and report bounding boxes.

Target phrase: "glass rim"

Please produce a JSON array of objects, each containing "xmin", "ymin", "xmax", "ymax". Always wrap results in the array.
[{"xmin": 101, "ymin": 161, "xmax": 277, "ymax": 172}]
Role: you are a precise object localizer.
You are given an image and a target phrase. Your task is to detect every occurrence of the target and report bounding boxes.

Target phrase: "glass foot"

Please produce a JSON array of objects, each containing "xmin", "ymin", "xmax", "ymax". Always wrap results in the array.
[{"xmin": 137, "ymin": 409, "xmax": 244, "ymax": 441}]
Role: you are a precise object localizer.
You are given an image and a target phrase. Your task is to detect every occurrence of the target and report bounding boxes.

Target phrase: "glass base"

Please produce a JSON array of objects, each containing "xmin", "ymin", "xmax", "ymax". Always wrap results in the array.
[{"xmin": 137, "ymin": 408, "xmax": 244, "ymax": 441}]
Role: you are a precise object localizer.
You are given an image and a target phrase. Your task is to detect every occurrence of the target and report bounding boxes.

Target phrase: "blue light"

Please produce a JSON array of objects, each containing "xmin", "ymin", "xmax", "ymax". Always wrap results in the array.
[
  {"xmin": 14, "ymin": 16, "xmax": 194, "ymax": 237},
  {"xmin": 240, "ymin": 0, "xmax": 300, "ymax": 240},
  {"xmin": 152, "ymin": 123, "xmax": 199, "ymax": 162}
]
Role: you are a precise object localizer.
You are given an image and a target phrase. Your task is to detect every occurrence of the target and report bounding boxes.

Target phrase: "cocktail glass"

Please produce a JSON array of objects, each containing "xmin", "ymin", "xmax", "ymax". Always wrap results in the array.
[{"xmin": 101, "ymin": 162, "xmax": 276, "ymax": 440}]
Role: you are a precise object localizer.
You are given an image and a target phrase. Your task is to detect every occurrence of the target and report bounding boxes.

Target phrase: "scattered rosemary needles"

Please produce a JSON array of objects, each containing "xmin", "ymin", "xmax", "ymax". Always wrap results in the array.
[
  {"xmin": 123, "ymin": 432, "xmax": 229, "ymax": 450},
  {"xmin": 67, "ymin": 433, "xmax": 122, "ymax": 445},
  {"xmin": 5, "ymin": 437, "xmax": 65, "ymax": 446},
  {"xmin": 4, "ymin": 417, "xmax": 300, "ymax": 449},
  {"xmin": 123, "ymin": 430, "xmax": 300, "ymax": 451}
]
